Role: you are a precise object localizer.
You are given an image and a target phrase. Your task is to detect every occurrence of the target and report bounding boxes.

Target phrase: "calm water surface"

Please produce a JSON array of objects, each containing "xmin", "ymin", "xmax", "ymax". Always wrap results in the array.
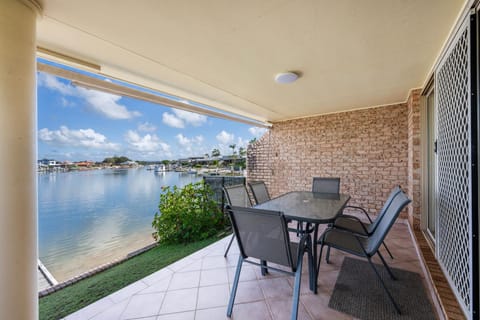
[{"xmin": 38, "ymin": 168, "xmax": 200, "ymax": 281}]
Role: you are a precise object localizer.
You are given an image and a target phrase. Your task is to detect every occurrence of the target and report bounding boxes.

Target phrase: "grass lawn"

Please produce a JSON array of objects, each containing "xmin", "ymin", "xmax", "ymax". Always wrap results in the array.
[{"xmin": 39, "ymin": 235, "xmax": 225, "ymax": 320}]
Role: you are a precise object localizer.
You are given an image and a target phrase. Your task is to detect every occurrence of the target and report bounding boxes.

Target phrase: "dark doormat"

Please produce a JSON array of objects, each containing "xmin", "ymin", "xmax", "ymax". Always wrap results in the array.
[{"xmin": 328, "ymin": 257, "xmax": 436, "ymax": 320}]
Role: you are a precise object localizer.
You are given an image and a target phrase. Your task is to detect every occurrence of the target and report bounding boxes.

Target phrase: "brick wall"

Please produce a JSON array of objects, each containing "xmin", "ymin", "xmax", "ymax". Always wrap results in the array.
[
  {"xmin": 407, "ymin": 89, "xmax": 422, "ymax": 226},
  {"xmin": 247, "ymin": 102, "xmax": 410, "ymax": 218}
]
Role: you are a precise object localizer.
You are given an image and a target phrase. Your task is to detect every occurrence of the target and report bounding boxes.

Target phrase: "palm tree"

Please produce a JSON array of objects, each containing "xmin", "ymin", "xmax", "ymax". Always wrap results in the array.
[
  {"xmin": 211, "ymin": 148, "xmax": 220, "ymax": 157},
  {"xmin": 229, "ymin": 144, "xmax": 237, "ymax": 173},
  {"xmin": 229, "ymin": 144, "xmax": 237, "ymax": 155}
]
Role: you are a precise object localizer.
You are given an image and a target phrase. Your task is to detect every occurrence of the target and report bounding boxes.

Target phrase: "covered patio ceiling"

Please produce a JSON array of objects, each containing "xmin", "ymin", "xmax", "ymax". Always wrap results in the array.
[{"xmin": 37, "ymin": 0, "xmax": 466, "ymax": 123}]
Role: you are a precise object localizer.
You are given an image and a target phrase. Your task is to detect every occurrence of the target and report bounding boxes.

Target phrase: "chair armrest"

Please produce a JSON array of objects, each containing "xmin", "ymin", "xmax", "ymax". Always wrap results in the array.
[
  {"xmin": 344, "ymin": 205, "xmax": 373, "ymax": 223},
  {"xmin": 317, "ymin": 226, "xmax": 333, "ymax": 244},
  {"xmin": 333, "ymin": 215, "xmax": 369, "ymax": 235}
]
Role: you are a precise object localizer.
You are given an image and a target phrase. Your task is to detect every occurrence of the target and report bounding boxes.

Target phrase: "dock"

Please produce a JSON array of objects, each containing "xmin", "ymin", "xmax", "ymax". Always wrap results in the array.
[{"xmin": 38, "ymin": 259, "xmax": 58, "ymax": 291}]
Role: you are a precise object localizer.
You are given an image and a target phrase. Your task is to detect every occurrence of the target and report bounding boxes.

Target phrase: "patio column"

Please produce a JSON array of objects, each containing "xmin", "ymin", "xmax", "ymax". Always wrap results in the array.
[{"xmin": 0, "ymin": 0, "xmax": 40, "ymax": 319}]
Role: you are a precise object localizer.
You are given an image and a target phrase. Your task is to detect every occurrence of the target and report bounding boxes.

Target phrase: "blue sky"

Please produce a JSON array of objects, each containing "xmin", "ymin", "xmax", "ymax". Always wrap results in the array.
[{"xmin": 37, "ymin": 63, "xmax": 267, "ymax": 162}]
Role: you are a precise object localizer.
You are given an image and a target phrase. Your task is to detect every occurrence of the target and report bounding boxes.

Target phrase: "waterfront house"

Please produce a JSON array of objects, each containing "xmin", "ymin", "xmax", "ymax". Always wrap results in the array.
[
  {"xmin": 1, "ymin": 1, "xmax": 478, "ymax": 319},
  {"xmin": 37, "ymin": 158, "xmax": 57, "ymax": 167},
  {"xmin": 75, "ymin": 161, "xmax": 95, "ymax": 168}
]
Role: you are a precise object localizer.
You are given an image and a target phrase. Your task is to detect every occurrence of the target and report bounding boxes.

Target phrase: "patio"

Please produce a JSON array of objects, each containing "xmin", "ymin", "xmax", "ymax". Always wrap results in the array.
[
  {"xmin": 1, "ymin": 1, "xmax": 476, "ymax": 319},
  {"xmin": 64, "ymin": 221, "xmax": 432, "ymax": 320}
]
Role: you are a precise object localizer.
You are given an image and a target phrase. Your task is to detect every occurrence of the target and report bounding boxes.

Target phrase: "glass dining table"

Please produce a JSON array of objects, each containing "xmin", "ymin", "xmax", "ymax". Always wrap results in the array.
[{"xmin": 255, "ymin": 191, "xmax": 350, "ymax": 293}]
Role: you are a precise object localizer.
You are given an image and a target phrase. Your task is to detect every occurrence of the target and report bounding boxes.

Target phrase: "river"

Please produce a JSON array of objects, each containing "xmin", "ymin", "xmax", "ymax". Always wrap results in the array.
[{"xmin": 38, "ymin": 168, "xmax": 201, "ymax": 282}]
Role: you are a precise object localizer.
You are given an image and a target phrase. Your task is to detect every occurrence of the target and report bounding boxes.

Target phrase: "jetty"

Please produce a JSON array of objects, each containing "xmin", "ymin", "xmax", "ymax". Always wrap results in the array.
[{"xmin": 38, "ymin": 260, "xmax": 58, "ymax": 291}]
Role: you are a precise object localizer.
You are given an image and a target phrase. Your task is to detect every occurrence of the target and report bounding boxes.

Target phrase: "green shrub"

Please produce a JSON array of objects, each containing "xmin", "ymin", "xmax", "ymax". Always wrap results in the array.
[{"xmin": 152, "ymin": 181, "xmax": 225, "ymax": 244}]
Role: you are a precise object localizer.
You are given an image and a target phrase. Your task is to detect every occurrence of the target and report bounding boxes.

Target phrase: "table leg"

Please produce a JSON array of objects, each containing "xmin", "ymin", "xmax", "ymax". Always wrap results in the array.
[
  {"xmin": 260, "ymin": 260, "xmax": 268, "ymax": 276},
  {"xmin": 313, "ymin": 223, "xmax": 319, "ymax": 294}
]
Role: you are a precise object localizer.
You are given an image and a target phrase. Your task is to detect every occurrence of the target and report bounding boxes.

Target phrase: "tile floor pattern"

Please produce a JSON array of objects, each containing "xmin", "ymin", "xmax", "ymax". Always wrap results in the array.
[{"xmin": 64, "ymin": 222, "xmax": 429, "ymax": 320}]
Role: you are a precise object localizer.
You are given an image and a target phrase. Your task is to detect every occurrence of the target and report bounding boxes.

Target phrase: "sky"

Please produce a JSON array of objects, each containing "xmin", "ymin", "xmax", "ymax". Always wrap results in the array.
[{"xmin": 37, "ymin": 62, "xmax": 267, "ymax": 162}]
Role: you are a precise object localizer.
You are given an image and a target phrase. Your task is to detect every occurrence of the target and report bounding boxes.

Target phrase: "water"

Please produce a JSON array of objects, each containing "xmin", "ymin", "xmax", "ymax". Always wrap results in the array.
[{"xmin": 38, "ymin": 168, "xmax": 201, "ymax": 282}]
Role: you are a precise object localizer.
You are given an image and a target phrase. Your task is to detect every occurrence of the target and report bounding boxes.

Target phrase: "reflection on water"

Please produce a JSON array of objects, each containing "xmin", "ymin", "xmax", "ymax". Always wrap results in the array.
[{"xmin": 38, "ymin": 168, "xmax": 200, "ymax": 281}]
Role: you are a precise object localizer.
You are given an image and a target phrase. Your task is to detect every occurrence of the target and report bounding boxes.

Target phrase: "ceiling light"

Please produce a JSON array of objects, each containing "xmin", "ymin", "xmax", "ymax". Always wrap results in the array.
[{"xmin": 274, "ymin": 72, "xmax": 299, "ymax": 84}]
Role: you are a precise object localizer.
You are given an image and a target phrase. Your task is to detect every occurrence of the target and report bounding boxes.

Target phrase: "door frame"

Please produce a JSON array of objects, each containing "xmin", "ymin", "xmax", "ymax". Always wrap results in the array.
[{"xmin": 420, "ymin": 77, "xmax": 436, "ymax": 246}]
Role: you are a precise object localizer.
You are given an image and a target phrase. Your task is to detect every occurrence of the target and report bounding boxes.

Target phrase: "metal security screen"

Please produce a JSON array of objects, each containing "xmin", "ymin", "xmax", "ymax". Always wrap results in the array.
[{"xmin": 435, "ymin": 20, "xmax": 473, "ymax": 316}]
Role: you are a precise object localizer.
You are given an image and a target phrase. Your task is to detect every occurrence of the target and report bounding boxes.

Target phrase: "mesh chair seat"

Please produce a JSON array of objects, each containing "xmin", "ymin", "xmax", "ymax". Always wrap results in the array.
[
  {"xmin": 248, "ymin": 181, "xmax": 271, "ymax": 205},
  {"xmin": 334, "ymin": 186, "xmax": 402, "ymax": 236},
  {"xmin": 317, "ymin": 190, "xmax": 411, "ymax": 314},
  {"xmin": 322, "ymin": 228, "xmax": 368, "ymax": 256},
  {"xmin": 222, "ymin": 184, "xmax": 252, "ymax": 257},
  {"xmin": 329, "ymin": 186, "xmax": 402, "ymax": 260},
  {"xmin": 333, "ymin": 215, "xmax": 371, "ymax": 235},
  {"xmin": 312, "ymin": 177, "xmax": 340, "ymax": 194},
  {"xmin": 227, "ymin": 206, "xmax": 314, "ymax": 320},
  {"xmin": 224, "ymin": 184, "xmax": 252, "ymax": 207}
]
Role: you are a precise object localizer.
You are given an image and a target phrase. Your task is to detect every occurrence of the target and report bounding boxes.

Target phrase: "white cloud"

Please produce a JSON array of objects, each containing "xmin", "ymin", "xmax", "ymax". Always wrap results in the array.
[
  {"xmin": 124, "ymin": 130, "xmax": 171, "ymax": 154},
  {"xmin": 38, "ymin": 73, "xmax": 76, "ymax": 96},
  {"xmin": 162, "ymin": 112, "xmax": 185, "ymax": 128},
  {"xmin": 176, "ymin": 133, "xmax": 190, "ymax": 146},
  {"xmin": 61, "ymin": 97, "xmax": 75, "ymax": 107},
  {"xmin": 38, "ymin": 73, "xmax": 141, "ymax": 120},
  {"xmin": 162, "ymin": 109, "xmax": 207, "ymax": 128},
  {"xmin": 249, "ymin": 127, "xmax": 267, "ymax": 138},
  {"xmin": 173, "ymin": 109, "xmax": 207, "ymax": 126},
  {"xmin": 176, "ymin": 134, "xmax": 204, "ymax": 146},
  {"xmin": 78, "ymin": 87, "xmax": 141, "ymax": 120},
  {"xmin": 236, "ymin": 137, "xmax": 248, "ymax": 149},
  {"xmin": 137, "ymin": 122, "xmax": 157, "ymax": 132},
  {"xmin": 216, "ymin": 130, "xmax": 235, "ymax": 145},
  {"xmin": 173, "ymin": 134, "xmax": 208, "ymax": 158},
  {"xmin": 38, "ymin": 126, "xmax": 120, "ymax": 151}
]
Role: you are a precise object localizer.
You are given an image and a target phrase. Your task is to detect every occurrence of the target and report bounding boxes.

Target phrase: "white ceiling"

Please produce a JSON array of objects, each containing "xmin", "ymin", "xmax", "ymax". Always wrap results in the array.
[{"xmin": 37, "ymin": 0, "xmax": 467, "ymax": 123}]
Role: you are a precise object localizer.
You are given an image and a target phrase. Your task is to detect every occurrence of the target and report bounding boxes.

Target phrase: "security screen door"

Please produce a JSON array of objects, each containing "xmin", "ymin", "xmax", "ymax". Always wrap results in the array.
[{"xmin": 435, "ymin": 12, "xmax": 478, "ymax": 319}]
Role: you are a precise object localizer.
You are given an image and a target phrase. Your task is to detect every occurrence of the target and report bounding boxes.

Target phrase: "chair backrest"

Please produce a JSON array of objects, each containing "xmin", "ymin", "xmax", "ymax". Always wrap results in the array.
[
  {"xmin": 248, "ymin": 181, "xmax": 271, "ymax": 205},
  {"xmin": 366, "ymin": 191, "xmax": 411, "ymax": 255},
  {"xmin": 223, "ymin": 184, "xmax": 252, "ymax": 207},
  {"xmin": 312, "ymin": 177, "xmax": 340, "ymax": 194},
  {"xmin": 227, "ymin": 206, "xmax": 294, "ymax": 270},
  {"xmin": 369, "ymin": 185, "xmax": 403, "ymax": 231}
]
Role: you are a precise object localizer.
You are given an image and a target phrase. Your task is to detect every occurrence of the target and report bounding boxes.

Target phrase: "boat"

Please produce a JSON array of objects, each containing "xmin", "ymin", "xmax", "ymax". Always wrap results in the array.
[{"xmin": 154, "ymin": 164, "xmax": 166, "ymax": 172}]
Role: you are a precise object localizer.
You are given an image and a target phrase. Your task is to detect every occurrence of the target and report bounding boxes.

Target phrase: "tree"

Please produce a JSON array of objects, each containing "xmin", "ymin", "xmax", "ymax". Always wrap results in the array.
[
  {"xmin": 102, "ymin": 156, "xmax": 131, "ymax": 165},
  {"xmin": 152, "ymin": 182, "xmax": 225, "ymax": 244},
  {"xmin": 239, "ymin": 147, "xmax": 246, "ymax": 157},
  {"xmin": 211, "ymin": 148, "xmax": 220, "ymax": 157},
  {"xmin": 229, "ymin": 144, "xmax": 237, "ymax": 155},
  {"xmin": 161, "ymin": 160, "xmax": 170, "ymax": 165}
]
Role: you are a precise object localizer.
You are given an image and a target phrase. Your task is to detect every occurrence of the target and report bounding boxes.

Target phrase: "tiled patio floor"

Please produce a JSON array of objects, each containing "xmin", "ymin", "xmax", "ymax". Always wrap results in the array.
[{"xmin": 64, "ymin": 222, "xmax": 432, "ymax": 320}]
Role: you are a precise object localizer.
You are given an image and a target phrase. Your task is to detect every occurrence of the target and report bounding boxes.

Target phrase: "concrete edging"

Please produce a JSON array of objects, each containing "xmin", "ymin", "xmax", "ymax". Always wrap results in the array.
[{"xmin": 38, "ymin": 242, "xmax": 157, "ymax": 298}]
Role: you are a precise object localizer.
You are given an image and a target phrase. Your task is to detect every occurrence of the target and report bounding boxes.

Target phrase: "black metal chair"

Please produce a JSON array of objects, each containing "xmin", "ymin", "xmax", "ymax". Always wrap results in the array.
[
  {"xmin": 305, "ymin": 177, "xmax": 341, "ymax": 234},
  {"xmin": 226, "ymin": 206, "xmax": 314, "ymax": 320},
  {"xmin": 248, "ymin": 181, "xmax": 271, "ymax": 205},
  {"xmin": 312, "ymin": 177, "xmax": 396, "ymax": 260},
  {"xmin": 312, "ymin": 177, "xmax": 374, "ymax": 222},
  {"xmin": 317, "ymin": 190, "xmax": 411, "ymax": 314},
  {"xmin": 312, "ymin": 177, "xmax": 340, "ymax": 194},
  {"xmin": 222, "ymin": 184, "xmax": 252, "ymax": 257},
  {"xmin": 330, "ymin": 185, "xmax": 402, "ymax": 261},
  {"xmin": 248, "ymin": 180, "xmax": 299, "ymax": 238}
]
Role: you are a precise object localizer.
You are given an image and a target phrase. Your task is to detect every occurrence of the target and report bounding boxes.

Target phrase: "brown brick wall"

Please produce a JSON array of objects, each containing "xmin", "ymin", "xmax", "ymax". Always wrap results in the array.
[
  {"xmin": 247, "ymin": 103, "xmax": 410, "ymax": 217},
  {"xmin": 407, "ymin": 89, "xmax": 422, "ymax": 226}
]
